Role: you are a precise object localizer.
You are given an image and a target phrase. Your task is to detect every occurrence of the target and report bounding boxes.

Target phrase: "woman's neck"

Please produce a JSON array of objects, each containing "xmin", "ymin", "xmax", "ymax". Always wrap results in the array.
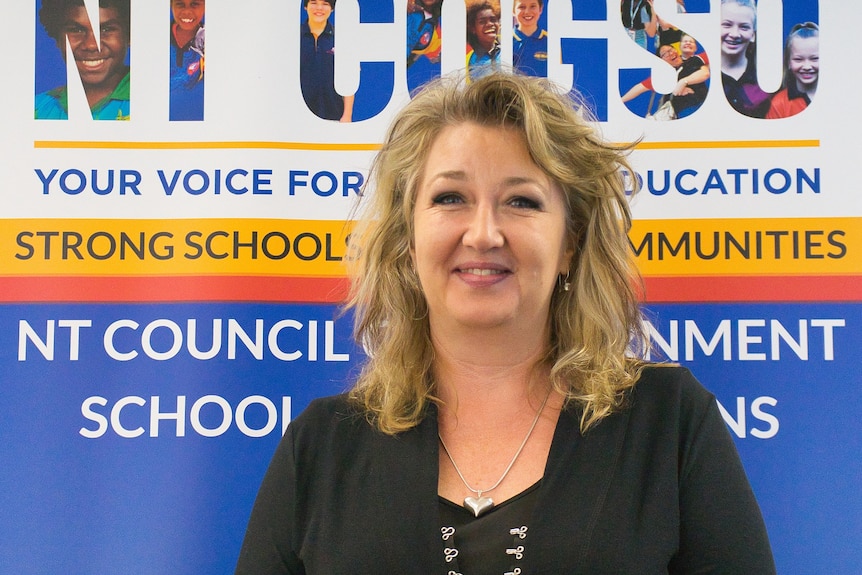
[
  {"xmin": 722, "ymin": 52, "xmax": 748, "ymax": 79},
  {"xmin": 796, "ymin": 79, "xmax": 817, "ymax": 97},
  {"xmin": 431, "ymin": 330, "xmax": 549, "ymax": 405}
]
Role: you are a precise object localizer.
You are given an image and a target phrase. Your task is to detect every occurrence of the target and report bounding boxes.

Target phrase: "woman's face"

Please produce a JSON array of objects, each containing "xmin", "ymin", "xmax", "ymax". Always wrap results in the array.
[
  {"xmin": 720, "ymin": 3, "xmax": 756, "ymax": 58},
  {"xmin": 788, "ymin": 35, "xmax": 819, "ymax": 87},
  {"xmin": 411, "ymin": 122, "xmax": 572, "ymax": 336},
  {"xmin": 472, "ymin": 8, "xmax": 500, "ymax": 51},
  {"xmin": 172, "ymin": 0, "xmax": 205, "ymax": 32},
  {"xmin": 680, "ymin": 35, "xmax": 697, "ymax": 58}
]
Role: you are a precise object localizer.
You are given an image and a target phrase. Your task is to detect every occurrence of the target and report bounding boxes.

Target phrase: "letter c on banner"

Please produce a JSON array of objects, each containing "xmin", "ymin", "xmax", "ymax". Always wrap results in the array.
[{"xmin": 352, "ymin": 0, "xmax": 395, "ymax": 120}]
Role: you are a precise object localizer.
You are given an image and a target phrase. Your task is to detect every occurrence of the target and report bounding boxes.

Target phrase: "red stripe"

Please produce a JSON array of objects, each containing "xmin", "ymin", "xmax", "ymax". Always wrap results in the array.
[
  {"xmin": 643, "ymin": 275, "xmax": 862, "ymax": 303},
  {"xmin": 0, "ymin": 275, "xmax": 858, "ymax": 304},
  {"xmin": 0, "ymin": 276, "xmax": 349, "ymax": 303}
]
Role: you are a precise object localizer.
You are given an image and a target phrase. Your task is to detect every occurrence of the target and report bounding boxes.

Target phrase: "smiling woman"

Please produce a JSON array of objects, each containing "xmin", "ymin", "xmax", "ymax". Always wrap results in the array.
[
  {"xmin": 235, "ymin": 72, "xmax": 777, "ymax": 574},
  {"xmin": 412, "ymin": 122, "xmax": 572, "ymax": 337}
]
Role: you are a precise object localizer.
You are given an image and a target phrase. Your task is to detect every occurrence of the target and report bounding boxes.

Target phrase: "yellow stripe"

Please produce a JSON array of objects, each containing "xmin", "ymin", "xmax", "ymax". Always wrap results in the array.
[
  {"xmin": 634, "ymin": 139, "xmax": 820, "ymax": 150},
  {"xmin": 3, "ymin": 219, "xmax": 352, "ymax": 276},
  {"xmin": 34, "ymin": 141, "xmax": 383, "ymax": 151},
  {"xmin": 631, "ymin": 217, "xmax": 861, "ymax": 276},
  {"xmin": 33, "ymin": 139, "xmax": 818, "ymax": 151},
  {"xmin": 4, "ymin": 217, "xmax": 856, "ymax": 278}
]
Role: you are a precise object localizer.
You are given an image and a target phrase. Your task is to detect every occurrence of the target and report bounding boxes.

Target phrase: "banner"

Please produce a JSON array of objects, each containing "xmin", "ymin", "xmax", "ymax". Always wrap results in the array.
[{"xmin": 2, "ymin": 1, "xmax": 859, "ymax": 573}]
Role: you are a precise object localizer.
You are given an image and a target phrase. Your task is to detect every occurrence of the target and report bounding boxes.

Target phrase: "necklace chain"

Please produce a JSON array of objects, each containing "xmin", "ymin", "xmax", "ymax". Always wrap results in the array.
[{"xmin": 438, "ymin": 389, "xmax": 551, "ymax": 499}]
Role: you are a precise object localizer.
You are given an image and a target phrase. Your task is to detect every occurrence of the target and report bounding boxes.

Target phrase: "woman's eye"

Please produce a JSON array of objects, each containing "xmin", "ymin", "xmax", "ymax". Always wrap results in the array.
[
  {"xmin": 432, "ymin": 193, "xmax": 463, "ymax": 205},
  {"xmin": 509, "ymin": 196, "xmax": 541, "ymax": 210}
]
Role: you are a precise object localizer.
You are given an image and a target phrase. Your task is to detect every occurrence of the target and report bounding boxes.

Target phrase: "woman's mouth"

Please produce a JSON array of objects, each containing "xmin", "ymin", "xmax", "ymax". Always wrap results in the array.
[{"xmin": 460, "ymin": 268, "xmax": 505, "ymax": 276}]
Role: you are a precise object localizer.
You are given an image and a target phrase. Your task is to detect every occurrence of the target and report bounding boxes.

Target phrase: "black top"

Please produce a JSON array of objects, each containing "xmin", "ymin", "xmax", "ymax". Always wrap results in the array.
[
  {"xmin": 439, "ymin": 481, "xmax": 541, "ymax": 575},
  {"xmin": 235, "ymin": 366, "xmax": 776, "ymax": 574},
  {"xmin": 299, "ymin": 21, "xmax": 343, "ymax": 120},
  {"xmin": 668, "ymin": 55, "xmax": 709, "ymax": 115},
  {"xmin": 722, "ymin": 58, "xmax": 772, "ymax": 118}
]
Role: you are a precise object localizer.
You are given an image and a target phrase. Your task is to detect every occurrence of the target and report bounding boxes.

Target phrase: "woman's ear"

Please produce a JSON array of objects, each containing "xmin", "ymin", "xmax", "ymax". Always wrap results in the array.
[{"xmin": 560, "ymin": 233, "xmax": 579, "ymax": 275}]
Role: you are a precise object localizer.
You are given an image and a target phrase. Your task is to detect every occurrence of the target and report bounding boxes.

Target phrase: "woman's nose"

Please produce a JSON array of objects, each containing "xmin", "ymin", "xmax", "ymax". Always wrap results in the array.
[{"xmin": 463, "ymin": 204, "xmax": 504, "ymax": 250}]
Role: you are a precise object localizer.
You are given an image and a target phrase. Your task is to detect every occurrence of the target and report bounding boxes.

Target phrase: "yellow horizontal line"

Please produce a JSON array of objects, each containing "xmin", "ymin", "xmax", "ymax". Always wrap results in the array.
[
  {"xmin": 33, "ymin": 139, "xmax": 820, "ymax": 151},
  {"xmin": 33, "ymin": 140, "xmax": 383, "ymax": 151},
  {"xmin": 635, "ymin": 139, "xmax": 820, "ymax": 150}
]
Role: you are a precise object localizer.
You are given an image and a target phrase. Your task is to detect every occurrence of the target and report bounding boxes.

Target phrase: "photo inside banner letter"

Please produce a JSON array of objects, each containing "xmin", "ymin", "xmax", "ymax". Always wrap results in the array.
[
  {"xmin": 299, "ymin": 0, "xmax": 354, "ymax": 122},
  {"xmin": 720, "ymin": 0, "xmax": 819, "ymax": 119},
  {"xmin": 619, "ymin": 0, "xmax": 819, "ymax": 120},
  {"xmin": 512, "ymin": 0, "xmax": 548, "ymax": 77},
  {"xmin": 406, "ymin": 0, "xmax": 444, "ymax": 93},
  {"xmin": 620, "ymin": 0, "xmax": 710, "ymax": 120},
  {"xmin": 465, "ymin": 1, "xmax": 501, "ymax": 81},
  {"xmin": 169, "ymin": 0, "xmax": 205, "ymax": 121},
  {"xmin": 34, "ymin": 0, "xmax": 131, "ymax": 120}
]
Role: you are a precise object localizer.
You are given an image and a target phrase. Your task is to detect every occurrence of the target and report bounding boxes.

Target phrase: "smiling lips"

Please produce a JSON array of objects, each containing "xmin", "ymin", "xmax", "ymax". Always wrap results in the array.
[
  {"xmin": 460, "ymin": 268, "xmax": 505, "ymax": 276},
  {"xmin": 723, "ymin": 38, "xmax": 746, "ymax": 51},
  {"xmin": 78, "ymin": 58, "xmax": 107, "ymax": 69},
  {"xmin": 455, "ymin": 265, "xmax": 511, "ymax": 286}
]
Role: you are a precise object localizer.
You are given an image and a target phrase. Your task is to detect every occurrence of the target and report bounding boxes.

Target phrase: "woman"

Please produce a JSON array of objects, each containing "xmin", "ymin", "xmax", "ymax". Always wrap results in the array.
[
  {"xmin": 767, "ymin": 22, "xmax": 819, "ymax": 119},
  {"xmin": 720, "ymin": 0, "xmax": 770, "ymax": 118},
  {"xmin": 235, "ymin": 73, "xmax": 775, "ymax": 573}
]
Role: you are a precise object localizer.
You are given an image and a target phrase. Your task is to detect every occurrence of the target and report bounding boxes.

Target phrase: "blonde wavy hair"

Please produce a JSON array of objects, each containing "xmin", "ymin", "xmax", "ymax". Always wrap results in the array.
[{"xmin": 346, "ymin": 72, "xmax": 647, "ymax": 434}]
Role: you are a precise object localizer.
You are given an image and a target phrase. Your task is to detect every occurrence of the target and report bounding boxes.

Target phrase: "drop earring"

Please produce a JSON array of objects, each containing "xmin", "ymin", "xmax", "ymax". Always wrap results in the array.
[{"xmin": 561, "ymin": 271, "xmax": 571, "ymax": 292}]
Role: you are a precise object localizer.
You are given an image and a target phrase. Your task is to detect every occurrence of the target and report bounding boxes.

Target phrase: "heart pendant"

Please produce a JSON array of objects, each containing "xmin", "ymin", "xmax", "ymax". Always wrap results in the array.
[{"xmin": 464, "ymin": 496, "xmax": 494, "ymax": 517}]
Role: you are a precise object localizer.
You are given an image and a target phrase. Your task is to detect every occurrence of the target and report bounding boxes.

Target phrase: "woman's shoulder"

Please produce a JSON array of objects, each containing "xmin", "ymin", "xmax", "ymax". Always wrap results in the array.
[
  {"xmin": 284, "ymin": 393, "xmax": 370, "ymax": 444},
  {"xmin": 627, "ymin": 364, "xmax": 717, "ymax": 423},
  {"xmin": 292, "ymin": 393, "xmax": 362, "ymax": 428}
]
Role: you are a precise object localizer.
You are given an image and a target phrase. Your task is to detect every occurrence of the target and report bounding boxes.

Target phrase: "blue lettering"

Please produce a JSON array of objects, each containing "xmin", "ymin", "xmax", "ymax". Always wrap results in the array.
[
  {"xmin": 289, "ymin": 171, "xmax": 310, "ymax": 196},
  {"xmin": 701, "ymin": 169, "xmax": 729, "ymax": 194},
  {"xmin": 342, "ymin": 171, "xmax": 364, "ymax": 197},
  {"xmin": 60, "ymin": 169, "xmax": 87, "ymax": 195},
  {"xmin": 764, "ymin": 168, "xmax": 791, "ymax": 194},
  {"xmin": 158, "ymin": 170, "xmax": 182, "ymax": 196},
  {"xmin": 183, "ymin": 170, "xmax": 210, "ymax": 195},
  {"xmin": 35, "ymin": 169, "xmax": 59, "ymax": 194},
  {"xmin": 312, "ymin": 171, "xmax": 337, "ymax": 197},
  {"xmin": 252, "ymin": 170, "xmax": 273, "ymax": 195},
  {"xmin": 675, "ymin": 169, "xmax": 699, "ymax": 195}
]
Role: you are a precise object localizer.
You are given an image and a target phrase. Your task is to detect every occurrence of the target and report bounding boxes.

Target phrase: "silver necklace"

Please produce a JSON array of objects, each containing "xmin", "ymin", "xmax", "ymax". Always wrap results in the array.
[{"xmin": 439, "ymin": 390, "xmax": 551, "ymax": 517}]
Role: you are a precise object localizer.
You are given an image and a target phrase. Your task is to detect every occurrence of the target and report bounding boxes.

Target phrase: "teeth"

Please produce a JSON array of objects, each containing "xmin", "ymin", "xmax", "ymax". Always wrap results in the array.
[
  {"xmin": 80, "ymin": 59, "xmax": 105, "ymax": 67},
  {"xmin": 462, "ymin": 268, "xmax": 503, "ymax": 276}
]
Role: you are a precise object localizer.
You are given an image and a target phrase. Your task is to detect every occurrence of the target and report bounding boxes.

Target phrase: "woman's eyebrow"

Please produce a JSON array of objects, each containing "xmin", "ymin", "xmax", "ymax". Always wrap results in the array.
[{"xmin": 426, "ymin": 170, "xmax": 468, "ymax": 182}]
